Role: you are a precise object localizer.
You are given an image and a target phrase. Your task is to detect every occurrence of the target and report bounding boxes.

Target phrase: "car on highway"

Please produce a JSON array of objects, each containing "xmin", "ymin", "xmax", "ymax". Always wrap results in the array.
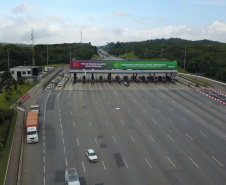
[
  {"xmin": 124, "ymin": 82, "xmax": 129, "ymax": 87},
  {"xmin": 65, "ymin": 168, "xmax": 80, "ymax": 185},
  {"xmin": 58, "ymin": 83, "xmax": 62, "ymax": 87},
  {"xmin": 86, "ymin": 149, "xmax": 98, "ymax": 162},
  {"xmin": 52, "ymin": 80, "xmax": 56, "ymax": 84},
  {"xmin": 47, "ymin": 85, "xmax": 51, "ymax": 90}
]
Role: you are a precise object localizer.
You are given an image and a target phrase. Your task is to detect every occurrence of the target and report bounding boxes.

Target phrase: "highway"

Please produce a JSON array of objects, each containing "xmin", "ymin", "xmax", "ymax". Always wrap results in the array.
[{"xmin": 21, "ymin": 74, "xmax": 226, "ymax": 185}]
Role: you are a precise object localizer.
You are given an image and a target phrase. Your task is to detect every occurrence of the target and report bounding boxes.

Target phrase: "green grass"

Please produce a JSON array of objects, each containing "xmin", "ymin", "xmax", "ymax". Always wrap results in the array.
[
  {"xmin": 181, "ymin": 75, "xmax": 209, "ymax": 86},
  {"xmin": 0, "ymin": 111, "xmax": 18, "ymax": 185},
  {"xmin": 0, "ymin": 83, "xmax": 36, "ymax": 109},
  {"xmin": 118, "ymin": 52, "xmax": 139, "ymax": 60},
  {"xmin": 92, "ymin": 54, "xmax": 99, "ymax": 59}
]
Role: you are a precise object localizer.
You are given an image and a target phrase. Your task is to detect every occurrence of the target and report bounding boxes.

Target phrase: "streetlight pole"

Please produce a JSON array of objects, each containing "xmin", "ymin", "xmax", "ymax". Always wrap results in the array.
[{"xmin": 24, "ymin": 61, "xmax": 26, "ymax": 66}]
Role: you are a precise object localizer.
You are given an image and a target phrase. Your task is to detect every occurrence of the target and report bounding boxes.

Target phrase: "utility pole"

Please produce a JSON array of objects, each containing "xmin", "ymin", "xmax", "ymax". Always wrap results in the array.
[
  {"xmin": 184, "ymin": 45, "xmax": 186, "ymax": 72},
  {"xmin": 31, "ymin": 28, "xmax": 35, "ymax": 66},
  {"xmin": 161, "ymin": 42, "xmax": 163, "ymax": 61},
  {"xmin": 47, "ymin": 44, "xmax": 48, "ymax": 66},
  {"xmin": 7, "ymin": 48, "xmax": 10, "ymax": 71}
]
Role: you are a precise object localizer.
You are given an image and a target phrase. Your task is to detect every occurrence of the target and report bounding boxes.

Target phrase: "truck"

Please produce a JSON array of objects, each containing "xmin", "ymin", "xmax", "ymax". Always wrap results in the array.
[
  {"xmin": 26, "ymin": 111, "xmax": 39, "ymax": 143},
  {"xmin": 30, "ymin": 105, "xmax": 40, "ymax": 115}
]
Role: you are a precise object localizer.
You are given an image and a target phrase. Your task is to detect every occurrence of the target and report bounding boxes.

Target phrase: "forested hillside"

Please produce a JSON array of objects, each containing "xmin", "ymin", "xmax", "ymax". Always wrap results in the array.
[
  {"xmin": 0, "ymin": 43, "xmax": 98, "ymax": 71},
  {"xmin": 104, "ymin": 39, "xmax": 226, "ymax": 82}
]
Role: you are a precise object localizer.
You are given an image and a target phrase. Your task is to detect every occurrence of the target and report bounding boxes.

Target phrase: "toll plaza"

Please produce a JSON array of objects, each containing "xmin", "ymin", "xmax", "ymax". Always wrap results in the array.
[{"xmin": 69, "ymin": 60, "xmax": 177, "ymax": 84}]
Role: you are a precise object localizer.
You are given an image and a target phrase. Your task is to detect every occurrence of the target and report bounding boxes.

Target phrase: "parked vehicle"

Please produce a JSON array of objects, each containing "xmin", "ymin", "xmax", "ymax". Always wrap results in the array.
[
  {"xmin": 65, "ymin": 168, "xmax": 80, "ymax": 185},
  {"xmin": 47, "ymin": 85, "xmax": 51, "ymax": 90},
  {"xmin": 26, "ymin": 111, "xmax": 39, "ymax": 143},
  {"xmin": 30, "ymin": 105, "xmax": 40, "ymax": 115},
  {"xmin": 58, "ymin": 83, "xmax": 62, "ymax": 87}
]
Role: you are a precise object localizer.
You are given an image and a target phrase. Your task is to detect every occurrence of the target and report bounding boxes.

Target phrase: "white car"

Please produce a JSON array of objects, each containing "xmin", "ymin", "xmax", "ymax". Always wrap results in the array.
[
  {"xmin": 58, "ymin": 83, "xmax": 62, "ymax": 87},
  {"xmin": 86, "ymin": 149, "xmax": 98, "ymax": 162},
  {"xmin": 47, "ymin": 85, "xmax": 51, "ymax": 90}
]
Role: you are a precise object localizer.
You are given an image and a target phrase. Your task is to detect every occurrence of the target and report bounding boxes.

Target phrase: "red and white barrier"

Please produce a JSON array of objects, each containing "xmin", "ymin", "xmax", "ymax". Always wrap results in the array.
[
  {"xmin": 195, "ymin": 89, "xmax": 226, "ymax": 105},
  {"xmin": 208, "ymin": 87, "xmax": 226, "ymax": 97}
]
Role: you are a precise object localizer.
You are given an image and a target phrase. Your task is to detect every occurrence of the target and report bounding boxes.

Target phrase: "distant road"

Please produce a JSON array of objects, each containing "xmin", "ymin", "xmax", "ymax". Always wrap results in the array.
[{"xmin": 179, "ymin": 73, "xmax": 226, "ymax": 94}]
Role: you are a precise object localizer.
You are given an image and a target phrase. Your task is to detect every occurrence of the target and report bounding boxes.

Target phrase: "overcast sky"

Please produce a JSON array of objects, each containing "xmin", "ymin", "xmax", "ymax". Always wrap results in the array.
[{"xmin": 0, "ymin": 0, "xmax": 226, "ymax": 46}]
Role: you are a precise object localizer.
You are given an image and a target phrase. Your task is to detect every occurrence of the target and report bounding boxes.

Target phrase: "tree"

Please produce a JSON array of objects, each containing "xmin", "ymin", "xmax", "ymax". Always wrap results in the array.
[{"xmin": 0, "ymin": 71, "xmax": 17, "ymax": 102}]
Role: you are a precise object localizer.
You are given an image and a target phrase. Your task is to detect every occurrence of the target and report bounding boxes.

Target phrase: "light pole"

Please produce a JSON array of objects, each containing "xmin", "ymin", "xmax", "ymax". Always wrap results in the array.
[{"xmin": 24, "ymin": 61, "xmax": 26, "ymax": 66}]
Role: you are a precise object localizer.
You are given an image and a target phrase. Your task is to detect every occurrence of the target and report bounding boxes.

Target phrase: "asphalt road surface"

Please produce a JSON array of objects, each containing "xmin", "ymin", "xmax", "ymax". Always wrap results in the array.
[{"xmin": 21, "ymin": 74, "xmax": 226, "ymax": 185}]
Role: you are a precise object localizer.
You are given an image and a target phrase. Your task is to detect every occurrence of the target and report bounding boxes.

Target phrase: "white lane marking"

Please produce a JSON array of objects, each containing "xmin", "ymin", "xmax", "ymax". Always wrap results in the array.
[
  {"xmin": 212, "ymin": 156, "xmax": 224, "ymax": 167},
  {"xmin": 93, "ymin": 92, "xmax": 94, "ymax": 98},
  {"xmin": 77, "ymin": 138, "xmax": 79, "ymax": 147},
  {"xmin": 60, "ymin": 124, "xmax": 62, "ymax": 128},
  {"xmin": 44, "ymin": 166, "xmax": 45, "ymax": 173},
  {"xmin": 216, "ymin": 120, "xmax": 222, "ymax": 125},
  {"xmin": 113, "ymin": 109, "xmax": 116, "ymax": 113},
  {"xmin": 102, "ymin": 161, "xmax": 106, "ymax": 170},
  {"xmin": 200, "ymin": 119, "xmax": 207, "ymax": 124},
  {"xmin": 189, "ymin": 157, "xmax": 199, "ymax": 168},
  {"xmin": 149, "ymin": 134, "xmax": 155, "ymax": 142},
  {"xmin": 43, "ymin": 130, "xmax": 45, "ymax": 134},
  {"xmin": 167, "ymin": 134, "xmax": 174, "ymax": 142},
  {"xmin": 59, "ymin": 109, "xmax": 60, "ymax": 113},
  {"xmin": 156, "ymin": 108, "xmax": 160, "ymax": 112},
  {"xmin": 134, "ymin": 99, "xmax": 137, "ymax": 103},
  {"xmin": 61, "ymin": 130, "xmax": 63, "ymax": 136},
  {"xmin": 43, "ymin": 149, "xmax": 45, "ymax": 154},
  {"xmin": 82, "ymin": 161, "xmax": 86, "ymax": 173},
  {"xmin": 44, "ymin": 92, "xmax": 50, "ymax": 121},
  {"xmin": 43, "ymin": 136, "xmax": 45, "ymax": 141},
  {"xmin": 143, "ymin": 109, "xmax": 146, "ymax": 113},
  {"xmin": 62, "ymin": 138, "xmax": 64, "ymax": 144},
  {"xmin": 68, "ymin": 90, "xmax": 72, "ymax": 98},
  {"xmin": 136, "ymin": 120, "xmax": 141, "ymax": 124},
  {"xmin": 44, "ymin": 176, "xmax": 45, "ymax": 185},
  {"xmin": 152, "ymin": 119, "xmax": 158, "ymax": 124},
  {"xmin": 112, "ymin": 136, "xmax": 116, "ymax": 143},
  {"xmin": 60, "ymin": 118, "xmax": 61, "ymax": 122},
  {"xmin": 108, "ymin": 101, "xmax": 110, "ymax": 104},
  {"xmin": 95, "ymin": 137, "xmax": 97, "ymax": 144},
  {"xmin": 114, "ymin": 90, "xmax": 118, "ymax": 96},
  {"xmin": 182, "ymin": 117, "xmax": 188, "ymax": 122},
  {"xmin": 73, "ymin": 122, "xmax": 75, "ymax": 127},
  {"xmin": 221, "ymin": 134, "xmax": 226, "ymax": 138},
  {"xmin": 95, "ymin": 101, "xmax": 97, "ymax": 104},
  {"xmin": 59, "ymin": 113, "xmax": 61, "ymax": 117},
  {"xmin": 168, "ymin": 119, "xmax": 173, "ymax": 123},
  {"xmin": 122, "ymin": 100, "xmax": 124, "ymax": 104},
  {"xmin": 85, "ymin": 111, "xmax": 87, "ymax": 115},
  {"xmin": 130, "ymin": 135, "xmax": 136, "ymax": 143},
  {"xmin": 186, "ymin": 134, "xmax": 193, "ymax": 141},
  {"xmin": 200, "ymin": 131, "xmax": 208, "ymax": 137},
  {"xmin": 89, "ymin": 121, "xmax": 92, "ymax": 126},
  {"xmin": 120, "ymin": 120, "xmax": 124, "ymax": 125},
  {"xmin": 128, "ymin": 109, "xmax": 131, "ymax": 112},
  {"xmin": 71, "ymin": 111, "xmax": 73, "ymax": 115},
  {"xmin": 100, "ymin": 110, "xmax": 102, "ymax": 114},
  {"xmin": 105, "ymin": 120, "xmax": 108, "ymax": 126},
  {"xmin": 123, "ymin": 159, "xmax": 129, "ymax": 168},
  {"xmin": 167, "ymin": 157, "xmax": 176, "ymax": 168},
  {"xmin": 168, "ymin": 107, "xmax": 173, "ymax": 111},
  {"xmin": 65, "ymin": 158, "xmax": 68, "ymax": 166},
  {"xmin": 64, "ymin": 146, "xmax": 66, "ymax": 153},
  {"xmin": 43, "ymin": 142, "xmax": 45, "ymax": 147},
  {"xmin": 145, "ymin": 158, "xmax": 152, "ymax": 168},
  {"xmin": 83, "ymin": 102, "xmax": 85, "ymax": 106},
  {"xmin": 43, "ymin": 156, "xmax": 45, "ymax": 163},
  {"xmin": 69, "ymin": 102, "xmax": 71, "ymax": 105}
]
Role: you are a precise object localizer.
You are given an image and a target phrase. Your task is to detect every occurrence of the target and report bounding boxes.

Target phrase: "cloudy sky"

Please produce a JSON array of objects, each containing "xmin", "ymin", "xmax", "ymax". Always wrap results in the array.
[{"xmin": 0, "ymin": 0, "xmax": 226, "ymax": 46}]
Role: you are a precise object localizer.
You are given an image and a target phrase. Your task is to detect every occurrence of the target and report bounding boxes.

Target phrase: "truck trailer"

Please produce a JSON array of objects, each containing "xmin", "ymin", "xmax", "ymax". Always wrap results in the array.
[{"xmin": 26, "ymin": 111, "xmax": 39, "ymax": 143}]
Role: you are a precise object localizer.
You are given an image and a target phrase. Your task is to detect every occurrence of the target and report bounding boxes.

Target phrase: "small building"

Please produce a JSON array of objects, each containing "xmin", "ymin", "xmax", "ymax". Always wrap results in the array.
[{"xmin": 10, "ymin": 66, "xmax": 42, "ymax": 83}]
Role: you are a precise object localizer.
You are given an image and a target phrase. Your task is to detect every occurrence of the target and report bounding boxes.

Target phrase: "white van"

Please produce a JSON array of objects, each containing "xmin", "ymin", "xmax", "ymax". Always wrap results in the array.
[{"xmin": 65, "ymin": 168, "xmax": 80, "ymax": 185}]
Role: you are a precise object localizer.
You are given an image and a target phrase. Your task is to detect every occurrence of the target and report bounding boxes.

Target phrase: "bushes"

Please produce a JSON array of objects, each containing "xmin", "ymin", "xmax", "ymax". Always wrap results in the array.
[
  {"xmin": 0, "ymin": 120, "xmax": 11, "ymax": 147},
  {"xmin": 0, "ymin": 109, "xmax": 14, "ymax": 148}
]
